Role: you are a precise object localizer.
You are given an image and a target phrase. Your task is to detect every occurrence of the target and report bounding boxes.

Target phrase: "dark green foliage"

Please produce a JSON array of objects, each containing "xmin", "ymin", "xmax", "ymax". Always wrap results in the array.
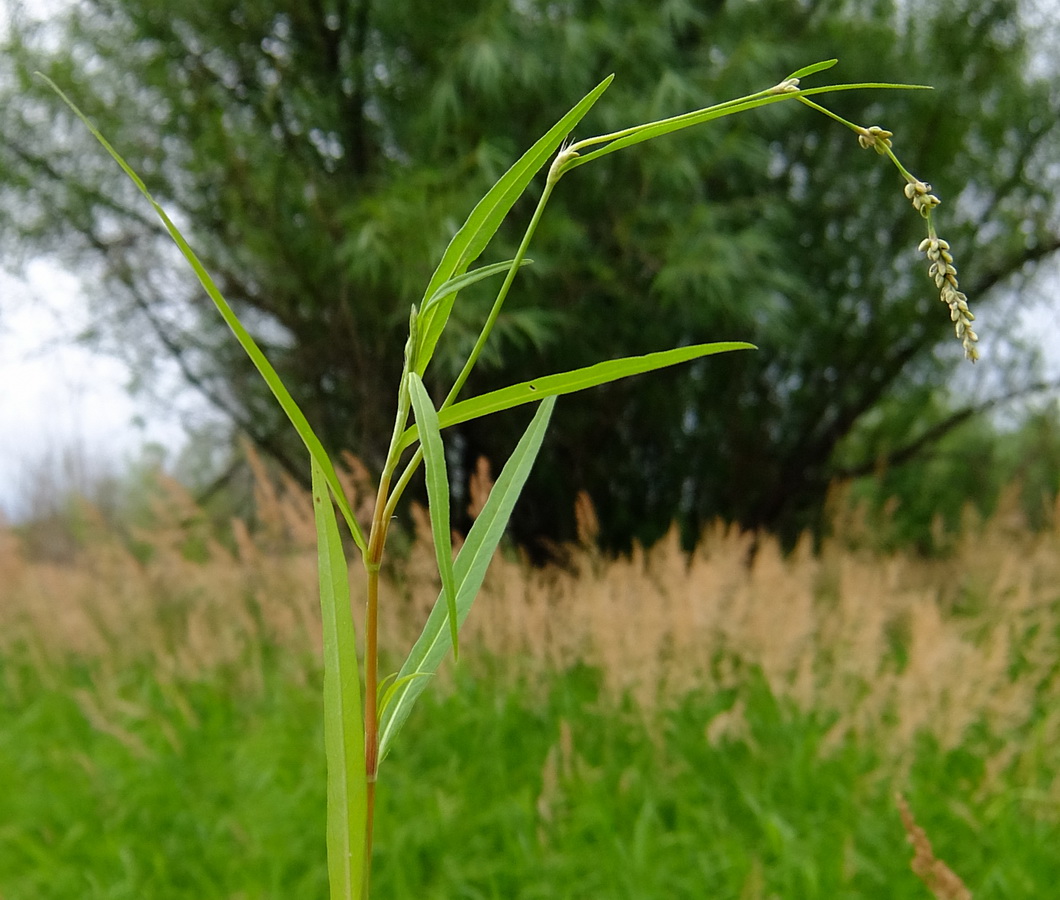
[
  {"xmin": 1, "ymin": 0, "xmax": 1057, "ymax": 550},
  {"xmin": 3, "ymin": 649, "xmax": 1059, "ymax": 898}
]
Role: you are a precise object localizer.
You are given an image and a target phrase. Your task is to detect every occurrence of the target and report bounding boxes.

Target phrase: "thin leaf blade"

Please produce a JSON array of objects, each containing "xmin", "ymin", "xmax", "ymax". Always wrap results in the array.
[
  {"xmin": 312, "ymin": 460, "xmax": 368, "ymax": 900},
  {"xmin": 415, "ymin": 75, "xmax": 614, "ymax": 375},
  {"xmin": 568, "ymin": 81, "xmax": 929, "ymax": 170},
  {"xmin": 399, "ymin": 341, "xmax": 753, "ymax": 451},
  {"xmin": 378, "ymin": 397, "xmax": 556, "ymax": 760},
  {"xmin": 407, "ymin": 374, "xmax": 460, "ymax": 659},
  {"xmin": 39, "ymin": 73, "xmax": 368, "ymax": 553},
  {"xmin": 377, "ymin": 673, "xmax": 430, "ymax": 722},
  {"xmin": 786, "ymin": 58, "xmax": 838, "ymax": 80},
  {"xmin": 421, "ymin": 259, "xmax": 533, "ymax": 316}
]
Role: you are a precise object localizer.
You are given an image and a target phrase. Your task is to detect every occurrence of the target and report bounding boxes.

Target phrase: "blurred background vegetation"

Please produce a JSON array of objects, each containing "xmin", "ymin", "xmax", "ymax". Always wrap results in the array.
[
  {"xmin": 1, "ymin": 0, "xmax": 1059, "ymax": 553},
  {"xmin": 5, "ymin": 452, "xmax": 1060, "ymax": 896}
]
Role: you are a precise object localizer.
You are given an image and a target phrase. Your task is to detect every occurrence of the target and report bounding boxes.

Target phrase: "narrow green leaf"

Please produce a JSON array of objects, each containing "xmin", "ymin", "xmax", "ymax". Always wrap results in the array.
[
  {"xmin": 565, "ymin": 82, "xmax": 929, "ymax": 172},
  {"xmin": 312, "ymin": 459, "xmax": 367, "ymax": 900},
  {"xmin": 407, "ymin": 374, "xmax": 460, "ymax": 659},
  {"xmin": 785, "ymin": 58, "xmax": 838, "ymax": 80},
  {"xmin": 421, "ymin": 259, "xmax": 534, "ymax": 316},
  {"xmin": 415, "ymin": 75, "xmax": 613, "ymax": 376},
  {"xmin": 799, "ymin": 81, "xmax": 931, "ymax": 94},
  {"xmin": 377, "ymin": 672, "xmax": 431, "ymax": 721},
  {"xmin": 377, "ymin": 672, "xmax": 398, "ymax": 697},
  {"xmin": 399, "ymin": 341, "xmax": 753, "ymax": 452},
  {"xmin": 378, "ymin": 397, "xmax": 556, "ymax": 761},
  {"xmin": 39, "ymin": 73, "xmax": 368, "ymax": 554}
]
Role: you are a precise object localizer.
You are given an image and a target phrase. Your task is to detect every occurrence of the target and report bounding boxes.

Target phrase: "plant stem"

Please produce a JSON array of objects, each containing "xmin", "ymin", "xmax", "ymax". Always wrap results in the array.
[
  {"xmin": 363, "ymin": 558, "xmax": 380, "ymax": 897},
  {"xmin": 383, "ymin": 447, "xmax": 423, "ymax": 525},
  {"xmin": 362, "ymin": 465, "xmax": 396, "ymax": 893},
  {"xmin": 794, "ymin": 94, "xmax": 855, "ymax": 129}
]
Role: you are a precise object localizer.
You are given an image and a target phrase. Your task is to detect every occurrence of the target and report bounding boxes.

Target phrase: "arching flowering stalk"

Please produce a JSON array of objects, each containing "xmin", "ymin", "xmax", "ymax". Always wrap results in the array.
[
  {"xmin": 917, "ymin": 233, "xmax": 977, "ymax": 361},
  {"xmin": 893, "ymin": 163, "xmax": 978, "ymax": 361},
  {"xmin": 800, "ymin": 105, "xmax": 980, "ymax": 362}
]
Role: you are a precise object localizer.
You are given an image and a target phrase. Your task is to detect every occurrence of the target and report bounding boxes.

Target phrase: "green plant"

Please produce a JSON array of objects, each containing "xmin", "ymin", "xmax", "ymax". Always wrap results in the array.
[{"xmin": 39, "ymin": 59, "xmax": 973, "ymax": 897}]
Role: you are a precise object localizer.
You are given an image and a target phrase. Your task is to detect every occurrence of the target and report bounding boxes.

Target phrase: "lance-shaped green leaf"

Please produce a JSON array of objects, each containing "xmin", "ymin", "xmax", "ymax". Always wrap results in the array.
[
  {"xmin": 785, "ymin": 58, "xmax": 839, "ymax": 81},
  {"xmin": 407, "ymin": 373, "xmax": 460, "ymax": 659},
  {"xmin": 411, "ymin": 259, "xmax": 532, "ymax": 372},
  {"xmin": 421, "ymin": 259, "xmax": 534, "ymax": 317},
  {"xmin": 377, "ymin": 672, "xmax": 430, "ymax": 722},
  {"xmin": 312, "ymin": 459, "xmax": 367, "ymax": 900},
  {"xmin": 40, "ymin": 73, "xmax": 368, "ymax": 554},
  {"xmin": 378, "ymin": 397, "xmax": 556, "ymax": 761},
  {"xmin": 561, "ymin": 79, "xmax": 929, "ymax": 175},
  {"xmin": 414, "ymin": 75, "xmax": 613, "ymax": 376},
  {"xmin": 399, "ymin": 341, "xmax": 753, "ymax": 452}
]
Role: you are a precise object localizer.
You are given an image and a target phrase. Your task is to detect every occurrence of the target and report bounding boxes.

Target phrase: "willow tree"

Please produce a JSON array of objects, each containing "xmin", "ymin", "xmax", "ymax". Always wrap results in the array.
[{"xmin": 1, "ymin": 0, "xmax": 1057, "ymax": 548}]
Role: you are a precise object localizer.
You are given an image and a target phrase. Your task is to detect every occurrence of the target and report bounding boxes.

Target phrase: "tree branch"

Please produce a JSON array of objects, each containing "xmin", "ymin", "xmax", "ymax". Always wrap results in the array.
[
  {"xmin": 833, "ymin": 378, "xmax": 1060, "ymax": 479},
  {"xmin": 100, "ymin": 254, "xmax": 308, "ymax": 486}
]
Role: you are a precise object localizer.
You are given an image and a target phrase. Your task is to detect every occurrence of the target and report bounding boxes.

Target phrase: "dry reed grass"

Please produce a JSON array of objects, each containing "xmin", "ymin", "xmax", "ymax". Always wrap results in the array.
[
  {"xmin": 897, "ymin": 794, "xmax": 973, "ymax": 899},
  {"xmin": 2, "ymin": 452, "xmax": 1058, "ymax": 800}
]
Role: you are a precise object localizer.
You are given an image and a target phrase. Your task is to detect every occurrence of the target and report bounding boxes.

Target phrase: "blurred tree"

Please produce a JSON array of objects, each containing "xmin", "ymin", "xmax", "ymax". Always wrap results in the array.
[
  {"xmin": 832, "ymin": 395, "xmax": 1060, "ymax": 554},
  {"xmin": 0, "ymin": 0, "xmax": 1057, "ymax": 552}
]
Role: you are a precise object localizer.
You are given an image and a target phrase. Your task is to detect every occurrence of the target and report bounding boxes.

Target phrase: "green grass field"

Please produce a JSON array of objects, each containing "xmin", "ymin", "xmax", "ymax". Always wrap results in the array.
[{"xmin": 2, "ymin": 646, "xmax": 1056, "ymax": 899}]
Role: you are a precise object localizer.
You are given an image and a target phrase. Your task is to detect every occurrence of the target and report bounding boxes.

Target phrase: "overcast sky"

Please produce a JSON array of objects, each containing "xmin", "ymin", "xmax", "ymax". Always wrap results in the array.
[
  {"xmin": 0, "ymin": 0, "xmax": 177, "ymax": 521},
  {"xmin": 0, "ymin": 262, "xmax": 190, "ymax": 520}
]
